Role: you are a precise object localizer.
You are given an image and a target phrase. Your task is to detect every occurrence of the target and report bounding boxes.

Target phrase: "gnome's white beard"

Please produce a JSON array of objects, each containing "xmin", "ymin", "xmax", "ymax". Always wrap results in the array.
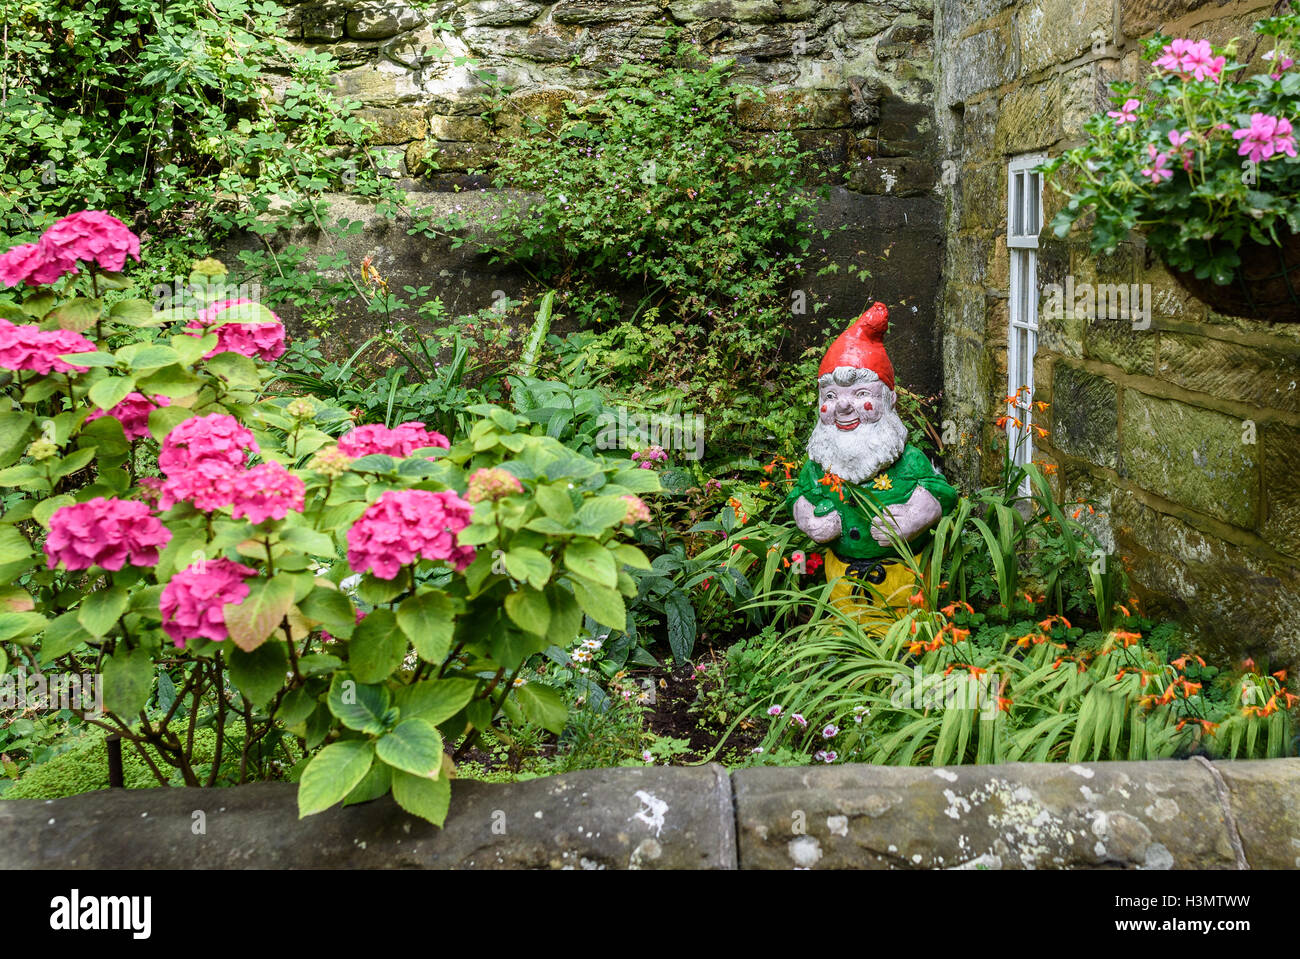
[{"xmin": 807, "ymin": 408, "xmax": 909, "ymax": 485}]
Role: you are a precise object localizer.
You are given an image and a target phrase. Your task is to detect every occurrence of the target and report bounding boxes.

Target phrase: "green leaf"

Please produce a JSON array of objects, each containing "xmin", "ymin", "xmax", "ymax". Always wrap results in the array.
[
  {"xmin": 343, "ymin": 760, "xmax": 392, "ymax": 806},
  {"xmin": 118, "ymin": 343, "xmax": 180, "ymax": 370},
  {"xmin": 37, "ymin": 611, "xmax": 91, "ymax": 663},
  {"xmin": 570, "ymin": 577, "xmax": 626, "ymax": 631},
  {"xmin": 103, "ymin": 645, "xmax": 155, "ymax": 718},
  {"xmin": 395, "ymin": 592, "xmax": 457, "ymax": 664},
  {"xmin": 278, "ymin": 526, "xmax": 336, "ymax": 557},
  {"xmin": 297, "ymin": 585, "xmax": 357, "ymax": 636},
  {"xmin": 32, "ymin": 494, "xmax": 75, "ymax": 529},
  {"xmin": 393, "ymin": 679, "xmax": 477, "ymax": 726},
  {"xmin": 327, "ymin": 672, "xmax": 393, "ymax": 735},
  {"xmin": 88, "ymin": 376, "xmax": 137, "ymax": 412},
  {"xmin": 564, "ymin": 539, "xmax": 617, "ymax": 587},
  {"xmin": 52, "ymin": 446, "xmax": 97, "ymax": 480},
  {"xmin": 503, "ymin": 546, "xmax": 551, "ymax": 588},
  {"xmin": 611, "ymin": 543, "xmax": 652, "ymax": 570},
  {"xmin": 513, "ymin": 682, "xmax": 567, "ymax": 734},
  {"xmin": 535, "ymin": 484, "xmax": 574, "ymax": 522},
  {"xmin": 376, "ymin": 718, "xmax": 444, "ymax": 777},
  {"xmin": 391, "ymin": 768, "xmax": 452, "ymax": 826},
  {"xmin": 224, "ymin": 574, "xmax": 295, "ymax": 653},
  {"xmin": 226, "ymin": 641, "xmax": 290, "ymax": 709},
  {"xmin": 576, "ymin": 495, "xmax": 630, "ymax": 530},
  {"xmin": 48, "ymin": 297, "xmax": 102, "ymax": 333},
  {"xmin": 0, "ymin": 525, "xmax": 31, "ymax": 564},
  {"xmin": 348, "ymin": 608, "xmax": 406, "ymax": 684},
  {"xmin": 0, "ymin": 412, "xmax": 33, "ymax": 466},
  {"xmin": 298, "ymin": 740, "xmax": 375, "ymax": 818},
  {"xmin": 544, "ymin": 584, "xmax": 583, "ymax": 646},
  {"xmin": 148, "ymin": 405, "xmax": 193, "ymax": 442},
  {"xmin": 77, "ymin": 585, "xmax": 129, "ymax": 638},
  {"xmin": 665, "ymin": 589, "xmax": 696, "ymax": 663},
  {"xmin": 0, "ymin": 611, "xmax": 49, "ymax": 644},
  {"xmin": 504, "ymin": 585, "xmax": 551, "ymax": 637},
  {"xmin": 275, "ymin": 686, "xmax": 318, "ymax": 727}
]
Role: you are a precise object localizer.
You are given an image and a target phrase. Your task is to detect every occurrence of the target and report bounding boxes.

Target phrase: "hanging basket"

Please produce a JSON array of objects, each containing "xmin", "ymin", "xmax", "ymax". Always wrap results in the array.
[{"xmin": 1168, "ymin": 230, "xmax": 1300, "ymax": 322}]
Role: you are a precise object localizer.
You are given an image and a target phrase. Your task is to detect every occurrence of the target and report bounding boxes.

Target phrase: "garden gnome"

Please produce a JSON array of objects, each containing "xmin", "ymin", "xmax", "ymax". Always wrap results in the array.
[{"xmin": 787, "ymin": 302, "xmax": 958, "ymax": 619}]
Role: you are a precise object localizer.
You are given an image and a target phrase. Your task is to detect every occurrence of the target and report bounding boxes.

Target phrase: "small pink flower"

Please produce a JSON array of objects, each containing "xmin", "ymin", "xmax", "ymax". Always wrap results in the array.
[
  {"xmin": 0, "ymin": 321, "xmax": 96, "ymax": 374},
  {"xmin": 1233, "ymin": 113, "xmax": 1298, "ymax": 163},
  {"xmin": 791, "ymin": 713, "xmax": 808, "ymax": 729},
  {"xmin": 44, "ymin": 498, "xmax": 171, "ymax": 571},
  {"xmin": 822, "ymin": 724, "xmax": 839, "ymax": 739},
  {"xmin": 337, "ymin": 421, "xmax": 449, "ymax": 459},
  {"xmin": 1140, "ymin": 144, "xmax": 1173, "ymax": 184},
  {"xmin": 346, "ymin": 488, "xmax": 475, "ymax": 580},
  {"xmin": 229, "ymin": 461, "xmax": 305, "ymax": 525},
  {"xmin": 621, "ymin": 494, "xmax": 651, "ymax": 524},
  {"xmin": 85, "ymin": 392, "xmax": 170, "ymax": 441},
  {"xmin": 767, "ymin": 704, "xmax": 783, "ymax": 717},
  {"xmin": 465, "ymin": 466, "xmax": 523, "ymax": 503},
  {"xmin": 1153, "ymin": 38, "xmax": 1196, "ymax": 73},
  {"xmin": 160, "ymin": 558, "xmax": 257, "ymax": 648},
  {"xmin": 814, "ymin": 750, "xmax": 837, "ymax": 763},
  {"xmin": 0, "ymin": 242, "xmax": 76, "ymax": 287},
  {"xmin": 1180, "ymin": 40, "xmax": 1224, "ymax": 81},
  {"xmin": 39, "ymin": 211, "xmax": 141, "ymax": 273},
  {"xmin": 631, "ymin": 445, "xmax": 668, "ymax": 470},
  {"xmin": 1106, "ymin": 98, "xmax": 1140, "ymax": 123},
  {"xmin": 1265, "ymin": 49, "xmax": 1295, "ymax": 79},
  {"xmin": 186, "ymin": 299, "xmax": 286, "ymax": 362}
]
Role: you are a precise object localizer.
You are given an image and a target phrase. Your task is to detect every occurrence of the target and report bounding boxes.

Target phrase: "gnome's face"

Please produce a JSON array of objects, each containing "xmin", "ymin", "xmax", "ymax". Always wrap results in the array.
[{"xmin": 807, "ymin": 367, "xmax": 909, "ymax": 485}]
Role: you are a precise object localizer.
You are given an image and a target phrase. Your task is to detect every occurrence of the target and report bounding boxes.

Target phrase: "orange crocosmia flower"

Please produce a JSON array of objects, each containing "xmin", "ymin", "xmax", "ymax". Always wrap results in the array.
[
  {"xmin": 1171, "ymin": 656, "xmax": 1188, "ymax": 670},
  {"xmin": 908, "ymin": 591, "xmax": 924, "ymax": 607},
  {"xmin": 951, "ymin": 627, "xmax": 971, "ymax": 642},
  {"xmin": 1273, "ymin": 669, "xmax": 1288, "ymax": 681},
  {"xmin": 997, "ymin": 696, "xmax": 1013, "ymax": 713},
  {"xmin": 1285, "ymin": 692, "xmax": 1299, "ymax": 708},
  {"xmin": 1034, "ymin": 426, "xmax": 1048, "ymax": 439},
  {"xmin": 995, "ymin": 416, "xmax": 1010, "ymax": 429},
  {"xmin": 1016, "ymin": 634, "xmax": 1031, "ymax": 648},
  {"xmin": 1243, "ymin": 657, "xmax": 1256, "ymax": 670},
  {"xmin": 1118, "ymin": 604, "xmax": 1131, "ymax": 618},
  {"xmin": 1071, "ymin": 508, "xmax": 1082, "ymax": 519},
  {"xmin": 909, "ymin": 620, "xmax": 918, "ymax": 635},
  {"xmin": 759, "ymin": 480, "xmax": 771, "ymax": 489},
  {"xmin": 1034, "ymin": 401, "xmax": 1049, "ymax": 412}
]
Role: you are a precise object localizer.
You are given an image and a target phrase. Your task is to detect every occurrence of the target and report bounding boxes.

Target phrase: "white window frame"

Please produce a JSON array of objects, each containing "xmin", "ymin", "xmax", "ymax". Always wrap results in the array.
[{"xmin": 1007, "ymin": 153, "xmax": 1045, "ymax": 493}]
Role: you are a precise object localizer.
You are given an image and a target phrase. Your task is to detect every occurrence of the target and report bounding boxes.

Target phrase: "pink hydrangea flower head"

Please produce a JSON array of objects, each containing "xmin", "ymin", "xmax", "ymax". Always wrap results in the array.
[
  {"xmin": 621, "ymin": 494, "xmax": 651, "ymax": 524},
  {"xmin": 229, "ymin": 461, "xmax": 306, "ymax": 525},
  {"xmin": 0, "ymin": 242, "xmax": 77, "ymax": 287},
  {"xmin": 0, "ymin": 321, "xmax": 96, "ymax": 374},
  {"xmin": 158, "ymin": 413, "xmax": 259, "ymax": 476},
  {"xmin": 44, "ymin": 497, "xmax": 172, "ymax": 571},
  {"xmin": 346, "ymin": 488, "xmax": 476, "ymax": 580},
  {"xmin": 1233, "ymin": 113, "xmax": 1298, "ymax": 163},
  {"xmin": 39, "ymin": 211, "xmax": 141, "ymax": 273},
  {"xmin": 158, "ymin": 459, "xmax": 241, "ymax": 513},
  {"xmin": 465, "ymin": 466, "xmax": 524, "ymax": 503},
  {"xmin": 85, "ymin": 392, "xmax": 170, "ymax": 441},
  {"xmin": 337, "ymin": 421, "xmax": 450, "ymax": 459},
  {"xmin": 186, "ymin": 299, "xmax": 286, "ymax": 362},
  {"xmin": 1106, "ymin": 98, "xmax": 1140, "ymax": 123},
  {"xmin": 159, "ymin": 558, "xmax": 257, "ymax": 648}
]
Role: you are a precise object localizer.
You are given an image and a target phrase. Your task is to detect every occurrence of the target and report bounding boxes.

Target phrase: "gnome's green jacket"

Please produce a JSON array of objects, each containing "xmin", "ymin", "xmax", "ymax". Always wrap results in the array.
[{"xmin": 786, "ymin": 445, "xmax": 959, "ymax": 561}]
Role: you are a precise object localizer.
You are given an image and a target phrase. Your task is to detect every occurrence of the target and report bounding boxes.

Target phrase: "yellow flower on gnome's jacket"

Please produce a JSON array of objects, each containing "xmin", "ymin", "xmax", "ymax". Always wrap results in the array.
[{"xmin": 872, "ymin": 473, "xmax": 893, "ymax": 491}]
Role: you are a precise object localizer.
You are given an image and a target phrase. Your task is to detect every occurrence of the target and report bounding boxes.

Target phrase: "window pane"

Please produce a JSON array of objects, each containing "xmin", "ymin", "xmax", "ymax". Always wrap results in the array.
[{"xmin": 1011, "ymin": 172, "xmax": 1024, "ymax": 235}]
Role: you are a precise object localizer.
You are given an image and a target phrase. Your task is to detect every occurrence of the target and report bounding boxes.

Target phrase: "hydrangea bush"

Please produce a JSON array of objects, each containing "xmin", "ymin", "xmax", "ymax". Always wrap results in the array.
[
  {"xmin": 1044, "ymin": 14, "xmax": 1300, "ymax": 284},
  {"xmin": 0, "ymin": 212, "xmax": 659, "ymax": 824}
]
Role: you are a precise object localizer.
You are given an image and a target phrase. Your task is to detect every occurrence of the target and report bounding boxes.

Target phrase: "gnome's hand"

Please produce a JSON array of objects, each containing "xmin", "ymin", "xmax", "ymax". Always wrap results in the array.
[
  {"xmin": 870, "ymin": 487, "xmax": 942, "ymax": 547},
  {"xmin": 793, "ymin": 496, "xmax": 842, "ymax": 543}
]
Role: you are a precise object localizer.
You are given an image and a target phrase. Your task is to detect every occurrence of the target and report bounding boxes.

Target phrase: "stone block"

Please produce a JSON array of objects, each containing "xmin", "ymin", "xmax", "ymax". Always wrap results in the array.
[
  {"xmin": 460, "ymin": 0, "xmax": 546, "ymax": 26},
  {"xmin": 1052, "ymin": 362, "xmax": 1118, "ymax": 468},
  {"xmin": 941, "ymin": 24, "xmax": 1017, "ymax": 106},
  {"xmin": 994, "ymin": 75, "xmax": 1061, "ymax": 154},
  {"xmin": 1262, "ymin": 424, "xmax": 1300, "ymax": 559},
  {"xmin": 1084, "ymin": 313, "xmax": 1156, "ymax": 374},
  {"xmin": 552, "ymin": 1, "xmax": 662, "ymax": 24},
  {"xmin": 1119, "ymin": 0, "xmax": 1218, "ymax": 40},
  {"xmin": 737, "ymin": 88, "xmax": 854, "ymax": 130},
  {"xmin": 302, "ymin": 2, "xmax": 349, "ymax": 41},
  {"xmin": 347, "ymin": 1, "xmax": 426, "ymax": 40},
  {"xmin": 1017, "ymin": 0, "xmax": 1111, "ymax": 77},
  {"xmin": 732, "ymin": 761, "xmax": 1237, "ymax": 869},
  {"xmin": 354, "ymin": 106, "xmax": 428, "ymax": 144},
  {"xmin": 1155, "ymin": 333, "xmax": 1300, "ymax": 416},
  {"xmin": 1119, "ymin": 390, "xmax": 1259, "ymax": 528},
  {"xmin": 845, "ymin": 156, "xmax": 937, "ymax": 196},
  {"xmin": 1215, "ymin": 760, "xmax": 1300, "ymax": 869},
  {"xmin": 0, "ymin": 767, "xmax": 737, "ymax": 870},
  {"xmin": 667, "ymin": 0, "xmax": 782, "ymax": 23},
  {"xmin": 877, "ymin": 92, "xmax": 935, "ymax": 158},
  {"xmin": 334, "ymin": 63, "xmax": 424, "ymax": 105}
]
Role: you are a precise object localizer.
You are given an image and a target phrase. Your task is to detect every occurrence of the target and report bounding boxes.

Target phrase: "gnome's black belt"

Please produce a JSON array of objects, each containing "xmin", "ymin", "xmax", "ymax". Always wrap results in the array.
[{"xmin": 833, "ymin": 552, "xmax": 899, "ymax": 586}]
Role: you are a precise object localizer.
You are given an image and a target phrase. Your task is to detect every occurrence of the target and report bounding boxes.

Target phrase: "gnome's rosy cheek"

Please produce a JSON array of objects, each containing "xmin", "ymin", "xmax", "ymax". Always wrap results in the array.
[{"xmin": 820, "ymin": 404, "xmax": 827, "ymax": 413}]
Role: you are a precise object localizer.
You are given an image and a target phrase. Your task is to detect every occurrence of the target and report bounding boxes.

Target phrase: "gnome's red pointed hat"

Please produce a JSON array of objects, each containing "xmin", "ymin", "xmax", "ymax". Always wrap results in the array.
[{"xmin": 817, "ymin": 301, "xmax": 893, "ymax": 390}]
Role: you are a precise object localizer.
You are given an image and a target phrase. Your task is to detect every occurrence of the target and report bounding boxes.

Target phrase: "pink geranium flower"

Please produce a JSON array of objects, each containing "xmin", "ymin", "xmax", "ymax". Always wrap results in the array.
[
  {"xmin": 1141, "ymin": 144, "xmax": 1174, "ymax": 184},
  {"xmin": 337, "ymin": 421, "xmax": 449, "ymax": 459},
  {"xmin": 39, "ymin": 211, "xmax": 141, "ymax": 273},
  {"xmin": 160, "ymin": 558, "xmax": 257, "ymax": 648},
  {"xmin": 1265, "ymin": 49, "xmax": 1295, "ymax": 79},
  {"xmin": 44, "ymin": 498, "xmax": 171, "ymax": 571},
  {"xmin": 346, "ymin": 488, "xmax": 475, "ymax": 580},
  {"xmin": 0, "ymin": 242, "xmax": 76, "ymax": 287},
  {"xmin": 1153, "ymin": 38, "xmax": 1223, "ymax": 80},
  {"xmin": 1106, "ymin": 98, "xmax": 1140, "ymax": 123},
  {"xmin": 1233, "ymin": 113, "xmax": 1298, "ymax": 163},
  {"xmin": 0, "ymin": 320, "xmax": 96, "ymax": 374},
  {"xmin": 85, "ymin": 392, "xmax": 170, "ymax": 441},
  {"xmin": 186, "ymin": 299, "xmax": 286, "ymax": 362}
]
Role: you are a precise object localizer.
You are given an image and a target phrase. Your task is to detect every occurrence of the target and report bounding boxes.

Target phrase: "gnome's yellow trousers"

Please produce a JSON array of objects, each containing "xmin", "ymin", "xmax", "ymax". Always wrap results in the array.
[{"xmin": 824, "ymin": 551, "xmax": 923, "ymax": 632}]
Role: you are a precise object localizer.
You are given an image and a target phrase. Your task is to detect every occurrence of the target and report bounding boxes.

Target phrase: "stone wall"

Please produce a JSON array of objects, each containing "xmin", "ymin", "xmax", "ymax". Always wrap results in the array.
[
  {"xmin": 252, "ymin": 0, "xmax": 948, "ymax": 392},
  {"xmin": 5, "ymin": 758, "xmax": 1299, "ymax": 868},
  {"xmin": 934, "ymin": 0, "xmax": 1300, "ymax": 667}
]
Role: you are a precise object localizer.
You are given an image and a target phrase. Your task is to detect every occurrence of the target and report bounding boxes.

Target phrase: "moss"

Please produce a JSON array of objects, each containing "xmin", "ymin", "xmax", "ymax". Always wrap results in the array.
[{"xmin": 4, "ymin": 723, "xmax": 248, "ymax": 800}]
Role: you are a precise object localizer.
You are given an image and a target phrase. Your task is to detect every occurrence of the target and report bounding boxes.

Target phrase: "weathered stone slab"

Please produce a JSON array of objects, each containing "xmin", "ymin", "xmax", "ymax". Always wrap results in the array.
[
  {"xmin": 1051, "ymin": 362, "xmax": 1118, "ymax": 469},
  {"xmin": 347, "ymin": 1, "xmax": 426, "ymax": 40},
  {"xmin": 733, "ymin": 761, "xmax": 1238, "ymax": 869},
  {"xmin": 1119, "ymin": 390, "xmax": 1259, "ymax": 528},
  {"xmin": 0, "ymin": 766, "xmax": 736, "ymax": 870},
  {"xmin": 1214, "ymin": 759, "xmax": 1300, "ymax": 869},
  {"xmin": 1156, "ymin": 333, "xmax": 1300, "ymax": 416},
  {"xmin": 1262, "ymin": 424, "xmax": 1300, "ymax": 560}
]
